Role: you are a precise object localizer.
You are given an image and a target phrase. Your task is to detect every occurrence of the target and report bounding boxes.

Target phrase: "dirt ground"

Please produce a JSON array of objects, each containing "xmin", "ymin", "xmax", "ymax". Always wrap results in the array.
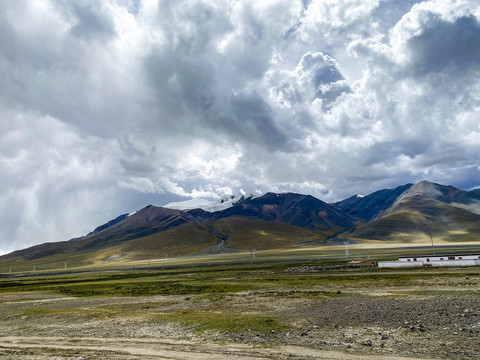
[{"xmin": 0, "ymin": 267, "xmax": 478, "ymax": 359}]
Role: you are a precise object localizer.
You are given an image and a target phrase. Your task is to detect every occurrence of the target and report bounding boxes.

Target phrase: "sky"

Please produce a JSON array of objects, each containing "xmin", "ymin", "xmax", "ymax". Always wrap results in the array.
[{"xmin": 1, "ymin": 0, "xmax": 480, "ymax": 254}]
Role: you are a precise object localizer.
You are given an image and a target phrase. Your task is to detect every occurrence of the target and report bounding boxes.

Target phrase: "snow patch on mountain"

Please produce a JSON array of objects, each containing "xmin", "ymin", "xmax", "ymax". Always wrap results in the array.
[
  {"xmin": 163, "ymin": 198, "xmax": 213, "ymax": 210},
  {"xmin": 163, "ymin": 195, "xmax": 244, "ymax": 212}
]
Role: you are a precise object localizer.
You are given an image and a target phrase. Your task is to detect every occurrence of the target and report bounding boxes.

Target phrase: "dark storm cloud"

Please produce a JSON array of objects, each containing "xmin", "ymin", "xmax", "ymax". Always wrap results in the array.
[
  {"xmin": 448, "ymin": 166, "xmax": 480, "ymax": 191},
  {"xmin": 144, "ymin": 44, "xmax": 290, "ymax": 148},
  {"xmin": 57, "ymin": 0, "xmax": 117, "ymax": 41},
  {"xmin": 0, "ymin": 2, "xmax": 135, "ymax": 138},
  {"xmin": 226, "ymin": 93, "xmax": 289, "ymax": 149},
  {"xmin": 312, "ymin": 63, "xmax": 344, "ymax": 85},
  {"xmin": 141, "ymin": 1, "xmax": 292, "ymax": 150},
  {"xmin": 409, "ymin": 15, "xmax": 480, "ymax": 76},
  {"xmin": 361, "ymin": 137, "xmax": 436, "ymax": 167}
]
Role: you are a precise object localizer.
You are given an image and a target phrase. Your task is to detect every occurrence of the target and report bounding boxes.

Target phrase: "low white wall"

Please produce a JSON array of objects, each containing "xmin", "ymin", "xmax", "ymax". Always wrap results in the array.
[
  {"xmin": 378, "ymin": 261, "xmax": 423, "ymax": 268},
  {"xmin": 379, "ymin": 259, "xmax": 480, "ymax": 268},
  {"xmin": 431, "ymin": 260, "xmax": 478, "ymax": 267},
  {"xmin": 400, "ymin": 255, "xmax": 480, "ymax": 262}
]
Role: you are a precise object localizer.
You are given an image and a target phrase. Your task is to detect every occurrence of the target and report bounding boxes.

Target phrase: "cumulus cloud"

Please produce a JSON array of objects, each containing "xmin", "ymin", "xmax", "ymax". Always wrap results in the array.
[
  {"xmin": 1, "ymin": 0, "xmax": 480, "ymax": 253},
  {"xmin": 267, "ymin": 51, "xmax": 350, "ymax": 111}
]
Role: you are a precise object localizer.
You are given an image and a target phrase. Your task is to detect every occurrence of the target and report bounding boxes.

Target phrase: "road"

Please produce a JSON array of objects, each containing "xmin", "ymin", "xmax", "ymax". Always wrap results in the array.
[{"xmin": 0, "ymin": 336, "xmax": 431, "ymax": 360}]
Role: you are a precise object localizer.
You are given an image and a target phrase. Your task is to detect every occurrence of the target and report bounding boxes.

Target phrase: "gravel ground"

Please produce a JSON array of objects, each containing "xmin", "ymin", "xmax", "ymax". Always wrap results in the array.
[{"xmin": 0, "ymin": 269, "xmax": 478, "ymax": 359}]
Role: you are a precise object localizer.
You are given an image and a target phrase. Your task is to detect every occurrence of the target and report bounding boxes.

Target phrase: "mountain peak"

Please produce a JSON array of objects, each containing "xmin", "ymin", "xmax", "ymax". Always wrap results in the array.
[
  {"xmin": 406, "ymin": 180, "xmax": 443, "ymax": 197},
  {"xmin": 331, "ymin": 183, "xmax": 413, "ymax": 222},
  {"xmin": 396, "ymin": 180, "xmax": 459, "ymax": 203},
  {"xmin": 4, "ymin": 181, "xmax": 480, "ymax": 264}
]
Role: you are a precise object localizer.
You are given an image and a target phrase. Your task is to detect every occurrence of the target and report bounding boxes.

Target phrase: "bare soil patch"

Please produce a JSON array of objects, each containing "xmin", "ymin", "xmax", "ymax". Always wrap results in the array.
[{"xmin": 0, "ymin": 266, "xmax": 478, "ymax": 359}]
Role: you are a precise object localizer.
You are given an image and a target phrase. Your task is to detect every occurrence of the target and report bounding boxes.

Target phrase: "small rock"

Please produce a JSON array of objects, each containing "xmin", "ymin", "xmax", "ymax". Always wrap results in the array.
[
  {"xmin": 381, "ymin": 335, "xmax": 388, "ymax": 340},
  {"xmin": 362, "ymin": 339, "xmax": 372, "ymax": 346},
  {"xmin": 76, "ymin": 357, "xmax": 84, "ymax": 360},
  {"xmin": 453, "ymin": 332, "xmax": 458, "ymax": 335}
]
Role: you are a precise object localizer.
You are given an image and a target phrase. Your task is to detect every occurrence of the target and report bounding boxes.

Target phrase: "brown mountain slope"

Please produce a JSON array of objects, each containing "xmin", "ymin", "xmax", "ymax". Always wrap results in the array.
[
  {"xmin": 77, "ymin": 205, "xmax": 192, "ymax": 251},
  {"xmin": 2, "ymin": 206, "xmax": 192, "ymax": 262},
  {"xmin": 349, "ymin": 181, "xmax": 480, "ymax": 242},
  {"xmin": 211, "ymin": 192, "xmax": 354, "ymax": 234},
  {"xmin": 2, "ymin": 182, "xmax": 478, "ymax": 270},
  {"xmin": 0, "ymin": 194, "xmax": 340, "ymax": 267},
  {"xmin": 119, "ymin": 222, "xmax": 217, "ymax": 260},
  {"xmin": 212, "ymin": 216, "xmax": 326, "ymax": 250}
]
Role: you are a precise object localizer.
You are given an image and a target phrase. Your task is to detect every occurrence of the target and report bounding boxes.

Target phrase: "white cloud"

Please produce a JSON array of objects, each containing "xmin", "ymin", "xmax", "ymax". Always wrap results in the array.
[
  {"xmin": 302, "ymin": 0, "xmax": 380, "ymax": 30},
  {"xmin": 1, "ymin": 0, "xmax": 480, "ymax": 253}
]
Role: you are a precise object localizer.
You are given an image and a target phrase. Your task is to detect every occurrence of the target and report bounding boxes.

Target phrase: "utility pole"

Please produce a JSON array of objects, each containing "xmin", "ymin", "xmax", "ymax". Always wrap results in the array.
[
  {"xmin": 252, "ymin": 248, "xmax": 256, "ymax": 259},
  {"xmin": 430, "ymin": 232, "xmax": 436, "ymax": 255},
  {"xmin": 344, "ymin": 241, "xmax": 349, "ymax": 259}
]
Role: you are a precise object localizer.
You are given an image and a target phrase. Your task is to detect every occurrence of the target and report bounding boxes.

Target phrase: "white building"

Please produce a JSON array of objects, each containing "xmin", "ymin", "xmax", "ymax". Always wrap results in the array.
[{"xmin": 378, "ymin": 254, "xmax": 480, "ymax": 268}]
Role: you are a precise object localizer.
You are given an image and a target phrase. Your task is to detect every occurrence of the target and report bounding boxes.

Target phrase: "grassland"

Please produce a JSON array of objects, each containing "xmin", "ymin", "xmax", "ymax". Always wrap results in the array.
[
  {"xmin": 1, "ymin": 260, "xmax": 478, "ymax": 297},
  {"xmin": 2, "ymin": 241, "xmax": 480, "ymax": 275},
  {"xmin": 0, "ymin": 244, "xmax": 479, "ymax": 359}
]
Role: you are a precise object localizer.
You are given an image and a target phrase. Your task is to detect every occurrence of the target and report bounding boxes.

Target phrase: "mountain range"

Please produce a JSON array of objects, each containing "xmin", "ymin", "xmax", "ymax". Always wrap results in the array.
[{"xmin": 2, "ymin": 180, "xmax": 480, "ymax": 267}]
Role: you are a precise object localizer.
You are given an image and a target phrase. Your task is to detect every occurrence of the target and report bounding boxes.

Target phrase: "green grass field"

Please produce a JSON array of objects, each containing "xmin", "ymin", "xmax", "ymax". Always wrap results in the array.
[
  {"xmin": 1, "ymin": 256, "xmax": 479, "ymax": 298},
  {"xmin": 2, "ymin": 241, "xmax": 479, "ymax": 276}
]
